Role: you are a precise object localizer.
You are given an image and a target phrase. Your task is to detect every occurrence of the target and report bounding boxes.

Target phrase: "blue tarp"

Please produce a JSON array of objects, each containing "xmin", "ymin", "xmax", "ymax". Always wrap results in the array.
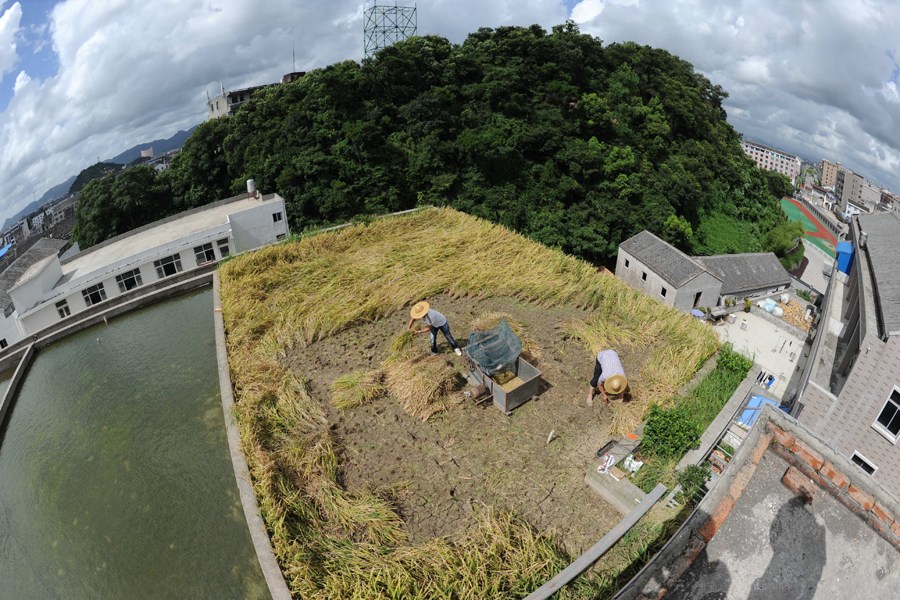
[
  {"xmin": 738, "ymin": 395, "xmax": 788, "ymax": 427},
  {"xmin": 0, "ymin": 243, "xmax": 12, "ymax": 259}
]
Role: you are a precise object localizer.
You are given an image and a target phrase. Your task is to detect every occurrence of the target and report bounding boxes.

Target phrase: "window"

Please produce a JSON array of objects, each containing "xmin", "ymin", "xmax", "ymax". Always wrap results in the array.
[
  {"xmin": 194, "ymin": 243, "xmax": 216, "ymax": 265},
  {"xmin": 115, "ymin": 269, "xmax": 143, "ymax": 293},
  {"xmin": 624, "ymin": 258, "xmax": 630, "ymax": 268},
  {"xmin": 81, "ymin": 283, "xmax": 107, "ymax": 307},
  {"xmin": 154, "ymin": 254, "xmax": 183, "ymax": 279},
  {"xmin": 661, "ymin": 287, "xmax": 667, "ymax": 297},
  {"xmin": 0, "ymin": 339, "xmax": 7, "ymax": 349},
  {"xmin": 56, "ymin": 300, "xmax": 71, "ymax": 318},
  {"xmin": 873, "ymin": 389, "xmax": 900, "ymax": 442},
  {"xmin": 217, "ymin": 238, "xmax": 230, "ymax": 258},
  {"xmin": 851, "ymin": 452, "xmax": 877, "ymax": 475},
  {"xmin": 272, "ymin": 212, "xmax": 283, "ymax": 223},
  {"xmin": 276, "ymin": 233, "xmax": 286, "ymax": 241},
  {"xmin": 641, "ymin": 271, "xmax": 647, "ymax": 281}
]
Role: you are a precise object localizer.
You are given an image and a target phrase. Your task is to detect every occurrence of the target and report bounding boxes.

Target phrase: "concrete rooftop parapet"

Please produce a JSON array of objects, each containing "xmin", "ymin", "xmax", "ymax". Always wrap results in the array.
[
  {"xmin": 212, "ymin": 273, "xmax": 291, "ymax": 600},
  {"xmin": 616, "ymin": 405, "xmax": 900, "ymax": 600}
]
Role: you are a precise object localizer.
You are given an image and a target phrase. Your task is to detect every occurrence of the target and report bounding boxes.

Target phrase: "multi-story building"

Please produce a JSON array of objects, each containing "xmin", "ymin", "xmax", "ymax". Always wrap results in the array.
[
  {"xmin": 740, "ymin": 140, "xmax": 801, "ymax": 184},
  {"xmin": 207, "ymin": 84, "xmax": 272, "ymax": 119},
  {"xmin": 794, "ymin": 212, "xmax": 900, "ymax": 499},
  {"xmin": 207, "ymin": 72, "xmax": 306, "ymax": 119},
  {"xmin": 819, "ymin": 159, "xmax": 841, "ymax": 188},
  {"xmin": 0, "ymin": 191, "xmax": 289, "ymax": 350},
  {"xmin": 836, "ymin": 170, "xmax": 880, "ymax": 213}
]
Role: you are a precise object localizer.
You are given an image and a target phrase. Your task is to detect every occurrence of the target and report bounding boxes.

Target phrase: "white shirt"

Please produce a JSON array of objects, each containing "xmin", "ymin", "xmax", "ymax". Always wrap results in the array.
[{"xmin": 422, "ymin": 308, "xmax": 447, "ymax": 328}]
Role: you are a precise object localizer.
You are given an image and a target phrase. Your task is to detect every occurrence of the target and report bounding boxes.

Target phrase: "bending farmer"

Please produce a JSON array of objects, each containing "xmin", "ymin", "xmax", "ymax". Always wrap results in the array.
[
  {"xmin": 408, "ymin": 301, "xmax": 463, "ymax": 356},
  {"xmin": 587, "ymin": 349, "xmax": 628, "ymax": 405}
]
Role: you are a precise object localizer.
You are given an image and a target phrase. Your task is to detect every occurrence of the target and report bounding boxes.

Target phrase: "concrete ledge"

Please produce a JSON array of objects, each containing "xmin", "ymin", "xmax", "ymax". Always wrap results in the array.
[
  {"xmin": 212, "ymin": 273, "xmax": 291, "ymax": 600},
  {"xmin": 0, "ymin": 343, "xmax": 34, "ymax": 430},
  {"xmin": 0, "ymin": 267, "xmax": 216, "ymax": 374},
  {"xmin": 677, "ymin": 370, "xmax": 758, "ymax": 470}
]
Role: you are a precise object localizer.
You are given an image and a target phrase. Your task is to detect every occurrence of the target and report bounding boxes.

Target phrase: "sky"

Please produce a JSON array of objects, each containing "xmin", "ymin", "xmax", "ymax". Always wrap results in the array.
[{"xmin": 0, "ymin": 0, "xmax": 899, "ymax": 224}]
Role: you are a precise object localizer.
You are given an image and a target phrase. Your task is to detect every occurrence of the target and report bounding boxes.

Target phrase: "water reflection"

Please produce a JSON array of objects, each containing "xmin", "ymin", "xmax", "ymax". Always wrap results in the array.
[{"xmin": 0, "ymin": 289, "xmax": 267, "ymax": 599}]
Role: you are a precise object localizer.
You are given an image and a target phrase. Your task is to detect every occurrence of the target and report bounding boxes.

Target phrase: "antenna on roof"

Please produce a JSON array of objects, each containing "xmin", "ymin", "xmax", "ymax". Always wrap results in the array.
[{"xmin": 292, "ymin": 40, "xmax": 296, "ymax": 72}]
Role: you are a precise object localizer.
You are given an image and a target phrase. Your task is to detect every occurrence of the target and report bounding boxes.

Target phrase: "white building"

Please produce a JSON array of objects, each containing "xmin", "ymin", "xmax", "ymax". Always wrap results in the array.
[
  {"xmin": 0, "ymin": 192, "xmax": 289, "ymax": 349},
  {"xmin": 740, "ymin": 140, "xmax": 801, "ymax": 184},
  {"xmin": 615, "ymin": 230, "xmax": 791, "ymax": 313}
]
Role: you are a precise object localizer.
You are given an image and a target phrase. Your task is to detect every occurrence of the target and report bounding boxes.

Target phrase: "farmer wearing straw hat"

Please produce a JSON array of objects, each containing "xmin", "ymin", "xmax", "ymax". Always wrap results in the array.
[
  {"xmin": 407, "ymin": 301, "xmax": 463, "ymax": 356},
  {"xmin": 587, "ymin": 349, "xmax": 627, "ymax": 405}
]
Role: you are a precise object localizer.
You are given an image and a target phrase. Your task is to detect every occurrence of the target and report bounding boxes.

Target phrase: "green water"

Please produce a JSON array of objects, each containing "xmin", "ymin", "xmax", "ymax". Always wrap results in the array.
[{"xmin": 0, "ymin": 289, "xmax": 267, "ymax": 599}]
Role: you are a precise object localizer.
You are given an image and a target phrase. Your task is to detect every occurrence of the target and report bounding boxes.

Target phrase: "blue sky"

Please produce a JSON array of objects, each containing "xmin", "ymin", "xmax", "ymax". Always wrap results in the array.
[
  {"xmin": 1, "ymin": 1, "xmax": 899, "ymax": 224},
  {"xmin": 0, "ymin": 1, "xmax": 56, "ymax": 111}
]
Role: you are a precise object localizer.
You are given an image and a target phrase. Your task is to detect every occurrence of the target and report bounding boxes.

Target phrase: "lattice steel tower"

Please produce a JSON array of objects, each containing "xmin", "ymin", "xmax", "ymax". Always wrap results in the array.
[{"xmin": 363, "ymin": 3, "xmax": 417, "ymax": 59}]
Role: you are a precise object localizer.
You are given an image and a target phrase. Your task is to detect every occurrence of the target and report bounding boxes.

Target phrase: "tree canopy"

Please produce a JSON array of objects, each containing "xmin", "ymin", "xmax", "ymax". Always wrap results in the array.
[{"xmin": 74, "ymin": 22, "xmax": 790, "ymax": 264}]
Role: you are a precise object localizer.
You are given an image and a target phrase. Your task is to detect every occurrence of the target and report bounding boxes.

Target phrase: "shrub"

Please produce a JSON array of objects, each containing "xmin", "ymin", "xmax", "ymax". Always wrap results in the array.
[
  {"xmin": 717, "ymin": 343, "xmax": 753, "ymax": 375},
  {"xmin": 641, "ymin": 406, "xmax": 701, "ymax": 459},
  {"xmin": 795, "ymin": 289, "xmax": 812, "ymax": 302},
  {"xmin": 676, "ymin": 463, "xmax": 711, "ymax": 503}
]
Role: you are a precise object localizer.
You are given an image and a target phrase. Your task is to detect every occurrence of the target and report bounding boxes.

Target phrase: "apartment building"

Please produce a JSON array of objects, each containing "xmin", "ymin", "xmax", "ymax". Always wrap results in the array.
[
  {"xmin": 836, "ymin": 170, "xmax": 880, "ymax": 213},
  {"xmin": 794, "ymin": 212, "xmax": 900, "ymax": 499},
  {"xmin": 741, "ymin": 140, "xmax": 801, "ymax": 184},
  {"xmin": 819, "ymin": 159, "xmax": 841, "ymax": 188}
]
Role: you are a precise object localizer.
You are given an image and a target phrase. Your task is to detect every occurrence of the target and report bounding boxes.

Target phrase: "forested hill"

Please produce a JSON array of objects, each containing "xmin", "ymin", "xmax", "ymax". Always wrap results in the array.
[{"xmin": 75, "ymin": 23, "xmax": 793, "ymax": 261}]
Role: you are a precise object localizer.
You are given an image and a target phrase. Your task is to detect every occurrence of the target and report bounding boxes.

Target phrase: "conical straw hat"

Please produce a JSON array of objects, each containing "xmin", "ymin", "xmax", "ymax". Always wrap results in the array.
[
  {"xmin": 603, "ymin": 374, "xmax": 627, "ymax": 395},
  {"xmin": 410, "ymin": 301, "xmax": 430, "ymax": 319}
]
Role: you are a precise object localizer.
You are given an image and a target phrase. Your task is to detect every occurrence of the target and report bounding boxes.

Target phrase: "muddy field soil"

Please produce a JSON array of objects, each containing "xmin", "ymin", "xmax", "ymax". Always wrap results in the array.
[{"xmin": 286, "ymin": 294, "xmax": 642, "ymax": 554}]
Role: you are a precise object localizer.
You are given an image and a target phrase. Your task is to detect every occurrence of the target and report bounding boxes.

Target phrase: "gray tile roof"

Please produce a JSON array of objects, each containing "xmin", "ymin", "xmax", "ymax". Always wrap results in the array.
[
  {"xmin": 857, "ymin": 213, "xmax": 900, "ymax": 336},
  {"xmin": 619, "ymin": 230, "xmax": 708, "ymax": 287},
  {"xmin": 0, "ymin": 238, "xmax": 67, "ymax": 311},
  {"xmin": 696, "ymin": 253, "xmax": 790, "ymax": 296}
]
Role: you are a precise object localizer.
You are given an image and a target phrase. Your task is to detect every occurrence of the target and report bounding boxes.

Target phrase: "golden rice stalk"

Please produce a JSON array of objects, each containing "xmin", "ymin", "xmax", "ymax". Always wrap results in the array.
[
  {"xmin": 390, "ymin": 330, "xmax": 416, "ymax": 354},
  {"xmin": 330, "ymin": 370, "xmax": 385, "ymax": 409},
  {"xmin": 382, "ymin": 353, "xmax": 460, "ymax": 420}
]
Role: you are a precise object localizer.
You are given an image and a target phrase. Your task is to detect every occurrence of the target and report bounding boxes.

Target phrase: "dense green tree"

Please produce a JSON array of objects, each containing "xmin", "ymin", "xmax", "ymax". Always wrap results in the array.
[{"xmin": 74, "ymin": 22, "xmax": 793, "ymax": 264}]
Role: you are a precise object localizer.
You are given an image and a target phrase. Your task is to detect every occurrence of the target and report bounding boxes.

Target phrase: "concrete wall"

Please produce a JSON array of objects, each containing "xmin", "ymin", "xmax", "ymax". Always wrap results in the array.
[
  {"xmin": 799, "ymin": 332, "xmax": 900, "ymax": 499},
  {"xmin": 616, "ymin": 249, "xmax": 677, "ymax": 308},
  {"xmin": 229, "ymin": 200, "xmax": 288, "ymax": 253},
  {"xmin": 672, "ymin": 271, "xmax": 721, "ymax": 311},
  {"xmin": 9, "ymin": 258, "xmax": 63, "ymax": 313},
  {"xmin": 616, "ymin": 249, "xmax": 721, "ymax": 311}
]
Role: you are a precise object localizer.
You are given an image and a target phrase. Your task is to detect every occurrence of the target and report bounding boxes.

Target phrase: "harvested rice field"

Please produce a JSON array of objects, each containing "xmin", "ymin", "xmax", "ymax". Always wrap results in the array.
[{"xmin": 219, "ymin": 208, "xmax": 718, "ymax": 599}]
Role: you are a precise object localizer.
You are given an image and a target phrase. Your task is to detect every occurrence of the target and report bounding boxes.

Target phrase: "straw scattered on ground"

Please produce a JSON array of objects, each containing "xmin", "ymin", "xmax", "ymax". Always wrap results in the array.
[{"xmin": 220, "ymin": 207, "xmax": 718, "ymax": 598}]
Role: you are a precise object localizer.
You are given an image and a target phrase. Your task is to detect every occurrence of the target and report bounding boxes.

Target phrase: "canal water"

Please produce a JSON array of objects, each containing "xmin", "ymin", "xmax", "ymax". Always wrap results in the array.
[{"xmin": 0, "ymin": 288, "xmax": 267, "ymax": 599}]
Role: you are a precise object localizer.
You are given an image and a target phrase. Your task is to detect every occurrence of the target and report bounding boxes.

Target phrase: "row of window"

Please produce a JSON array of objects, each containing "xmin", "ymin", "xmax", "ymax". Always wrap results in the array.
[{"xmin": 54, "ymin": 239, "xmax": 231, "ymax": 318}]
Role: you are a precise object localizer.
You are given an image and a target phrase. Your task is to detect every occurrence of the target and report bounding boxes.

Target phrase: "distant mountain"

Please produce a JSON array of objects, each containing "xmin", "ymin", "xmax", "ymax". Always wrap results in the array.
[
  {"xmin": 107, "ymin": 127, "xmax": 196, "ymax": 164},
  {"xmin": 3, "ymin": 125, "xmax": 198, "ymax": 231},
  {"xmin": 38, "ymin": 175, "xmax": 77, "ymax": 205}
]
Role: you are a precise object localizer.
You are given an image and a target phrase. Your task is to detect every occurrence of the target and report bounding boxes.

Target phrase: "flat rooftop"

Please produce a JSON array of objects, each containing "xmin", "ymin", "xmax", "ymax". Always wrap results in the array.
[
  {"xmin": 714, "ymin": 310, "xmax": 807, "ymax": 400},
  {"xmin": 666, "ymin": 450, "xmax": 900, "ymax": 598},
  {"xmin": 620, "ymin": 409, "xmax": 900, "ymax": 599},
  {"xmin": 61, "ymin": 194, "xmax": 280, "ymax": 281},
  {"xmin": 856, "ymin": 213, "xmax": 900, "ymax": 336}
]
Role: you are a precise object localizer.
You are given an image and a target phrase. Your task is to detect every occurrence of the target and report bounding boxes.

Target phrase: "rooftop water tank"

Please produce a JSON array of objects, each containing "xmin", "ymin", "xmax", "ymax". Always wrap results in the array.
[{"xmin": 836, "ymin": 241, "xmax": 854, "ymax": 275}]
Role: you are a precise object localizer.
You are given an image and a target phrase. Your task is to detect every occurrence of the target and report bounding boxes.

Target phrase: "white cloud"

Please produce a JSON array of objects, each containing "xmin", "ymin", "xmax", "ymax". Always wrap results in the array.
[
  {"xmin": 0, "ymin": 0, "xmax": 571, "ymax": 222},
  {"xmin": 575, "ymin": 0, "xmax": 900, "ymax": 191},
  {"xmin": 0, "ymin": 2, "xmax": 22, "ymax": 78},
  {"xmin": 7, "ymin": 0, "xmax": 900, "ymax": 226},
  {"xmin": 12, "ymin": 68, "xmax": 27, "ymax": 91},
  {"xmin": 571, "ymin": 0, "xmax": 604, "ymax": 24}
]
